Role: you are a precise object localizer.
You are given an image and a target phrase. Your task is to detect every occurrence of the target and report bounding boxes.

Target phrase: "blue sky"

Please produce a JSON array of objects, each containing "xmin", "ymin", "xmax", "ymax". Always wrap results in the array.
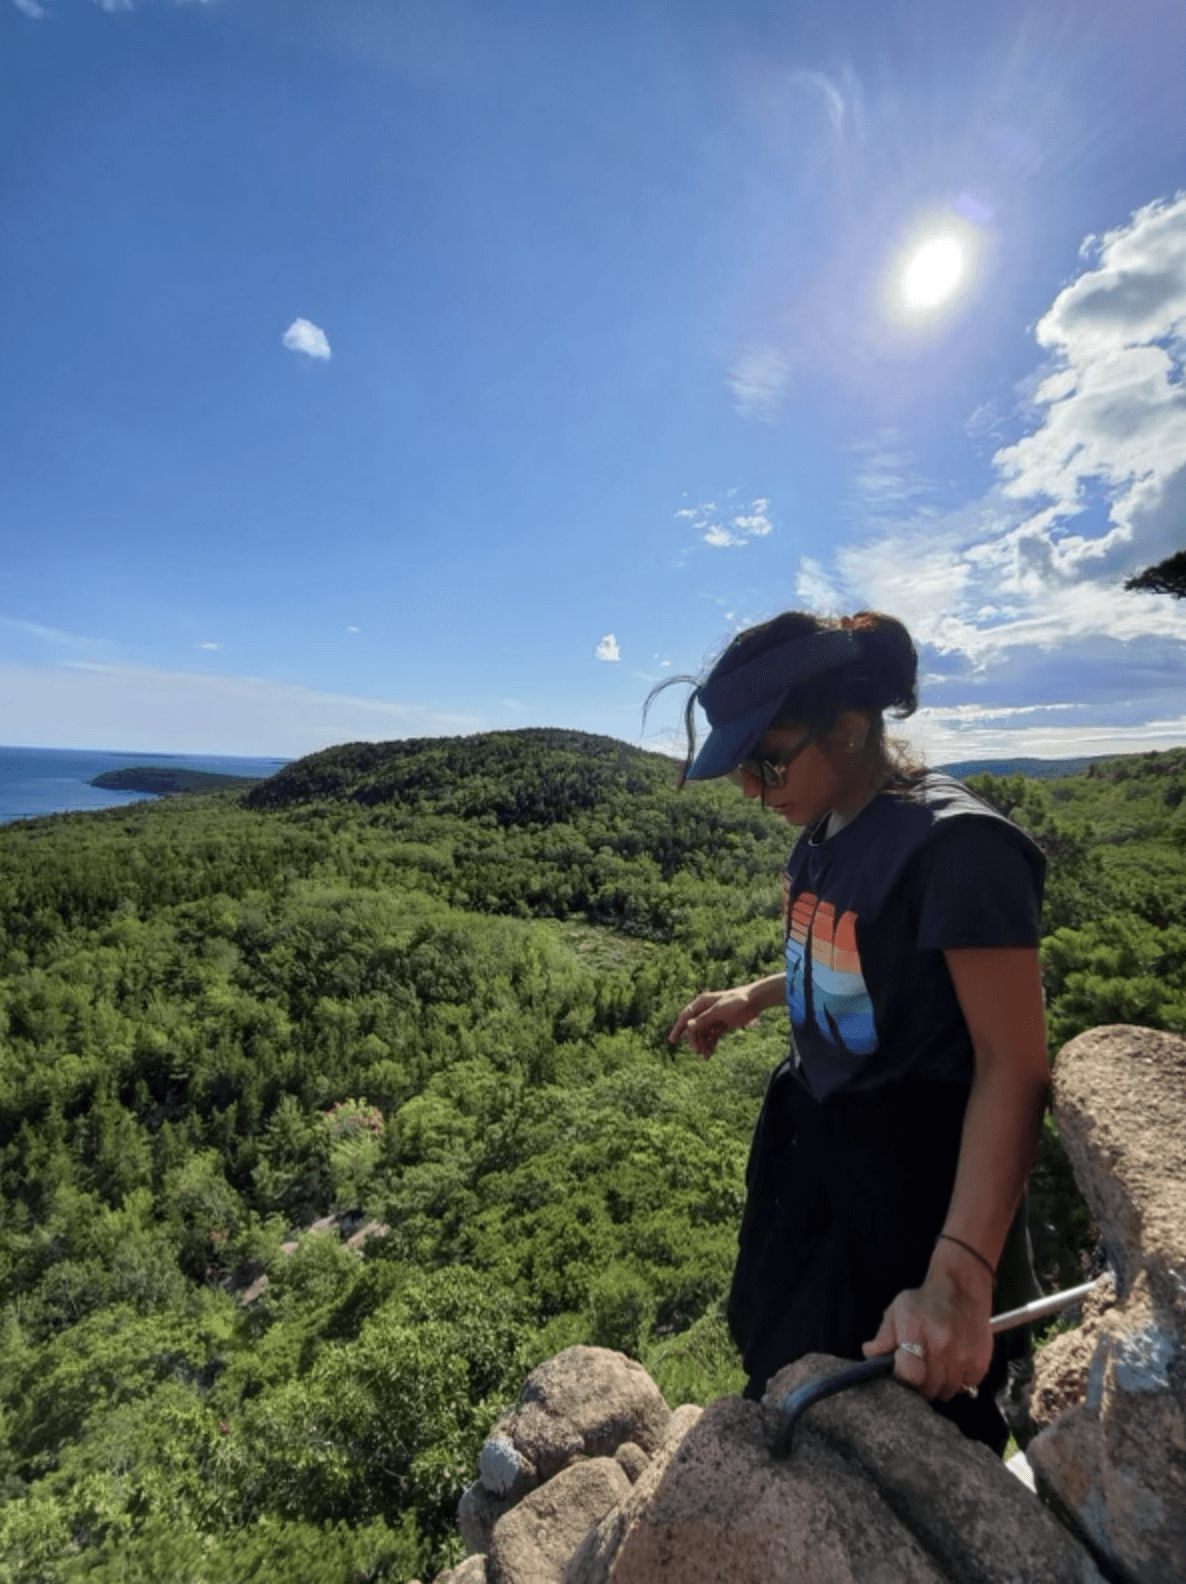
[{"xmin": 3, "ymin": 0, "xmax": 1186, "ymax": 762}]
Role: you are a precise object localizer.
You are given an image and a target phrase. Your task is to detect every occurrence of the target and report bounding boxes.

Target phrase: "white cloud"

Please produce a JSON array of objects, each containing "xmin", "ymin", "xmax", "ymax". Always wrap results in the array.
[
  {"xmin": 795, "ymin": 556, "xmax": 844, "ymax": 614},
  {"xmin": 0, "ymin": 662, "xmax": 482, "ymax": 757},
  {"xmin": 730, "ymin": 499, "xmax": 773, "ymax": 537},
  {"xmin": 802, "ymin": 193, "xmax": 1186, "ymax": 694},
  {"xmin": 13, "ymin": 0, "xmax": 216, "ymax": 16},
  {"xmin": 595, "ymin": 634, "xmax": 621, "ymax": 662},
  {"xmin": 0, "ymin": 614, "xmax": 97, "ymax": 650},
  {"xmin": 727, "ymin": 347, "xmax": 790, "ymax": 422},
  {"xmin": 282, "ymin": 317, "xmax": 332, "ymax": 360},
  {"xmin": 346, "ymin": 625, "xmax": 360, "ymax": 633},
  {"xmin": 993, "ymin": 192, "xmax": 1186, "ymax": 565},
  {"xmin": 198, "ymin": 642, "xmax": 221, "ymax": 651},
  {"xmin": 677, "ymin": 496, "xmax": 776, "ymax": 550},
  {"xmin": 901, "ymin": 708, "xmax": 1186, "ymax": 765},
  {"xmin": 846, "ymin": 437, "xmax": 939, "ymax": 519},
  {"xmin": 703, "ymin": 524, "xmax": 743, "ymax": 548}
]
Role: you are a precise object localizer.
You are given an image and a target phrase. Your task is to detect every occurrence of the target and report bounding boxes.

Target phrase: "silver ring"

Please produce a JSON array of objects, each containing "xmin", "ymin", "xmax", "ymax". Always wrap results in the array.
[
  {"xmin": 896, "ymin": 1341, "xmax": 925, "ymax": 1359},
  {"xmin": 962, "ymin": 1383, "xmax": 979, "ymax": 1399}
]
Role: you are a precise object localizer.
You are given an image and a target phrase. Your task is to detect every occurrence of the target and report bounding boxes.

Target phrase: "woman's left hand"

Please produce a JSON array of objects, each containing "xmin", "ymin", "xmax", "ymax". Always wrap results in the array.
[{"xmin": 860, "ymin": 1252, "xmax": 993, "ymax": 1401}]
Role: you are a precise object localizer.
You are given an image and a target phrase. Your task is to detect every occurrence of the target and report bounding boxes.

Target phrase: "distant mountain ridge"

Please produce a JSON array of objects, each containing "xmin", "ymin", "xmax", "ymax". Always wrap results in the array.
[
  {"xmin": 934, "ymin": 754, "xmax": 1121, "ymax": 780},
  {"xmin": 242, "ymin": 731, "xmax": 1156, "ymax": 814}
]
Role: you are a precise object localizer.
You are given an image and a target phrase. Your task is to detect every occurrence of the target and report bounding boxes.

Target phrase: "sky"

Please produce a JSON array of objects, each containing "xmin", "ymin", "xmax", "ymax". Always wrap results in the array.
[{"xmin": 3, "ymin": 0, "xmax": 1186, "ymax": 765}]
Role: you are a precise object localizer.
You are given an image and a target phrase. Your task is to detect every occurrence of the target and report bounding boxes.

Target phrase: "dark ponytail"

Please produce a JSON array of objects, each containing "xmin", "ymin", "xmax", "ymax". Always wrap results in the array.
[{"xmin": 648, "ymin": 609, "xmax": 930, "ymax": 793}]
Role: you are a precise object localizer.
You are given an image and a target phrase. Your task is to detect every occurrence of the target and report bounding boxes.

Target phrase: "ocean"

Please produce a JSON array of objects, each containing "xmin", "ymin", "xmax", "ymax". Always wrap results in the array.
[{"xmin": 0, "ymin": 746, "xmax": 291, "ymax": 827}]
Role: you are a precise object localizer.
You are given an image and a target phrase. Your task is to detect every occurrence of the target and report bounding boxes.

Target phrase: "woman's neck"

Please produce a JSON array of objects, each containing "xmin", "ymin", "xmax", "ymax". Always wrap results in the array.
[{"xmin": 824, "ymin": 770, "xmax": 891, "ymax": 838}]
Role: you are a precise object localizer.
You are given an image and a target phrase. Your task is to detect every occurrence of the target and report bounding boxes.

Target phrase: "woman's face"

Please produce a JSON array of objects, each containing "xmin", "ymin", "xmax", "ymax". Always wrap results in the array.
[{"xmin": 734, "ymin": 714, "xmax": 873, "ymax": 827}]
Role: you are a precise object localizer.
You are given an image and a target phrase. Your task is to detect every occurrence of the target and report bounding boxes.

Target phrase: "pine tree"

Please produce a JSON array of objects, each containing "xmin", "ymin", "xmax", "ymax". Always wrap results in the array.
[{"xmin": 1123, "ymin": 547, "xmax": 1186, "ymax": 598}]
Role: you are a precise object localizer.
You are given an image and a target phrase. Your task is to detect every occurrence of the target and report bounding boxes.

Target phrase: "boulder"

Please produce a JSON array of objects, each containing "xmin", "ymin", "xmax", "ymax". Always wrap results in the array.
[
  {"xmin": 458, "ymin": 1480, "xmax": 514, "ymax": 1557},
  {"xmin": 566, "ymin": 1358, "xmax": 1103, "ymax": 1584},
  {"xmin": 431, "ymin": 1558, "xmax": 489, "ymax": 1584},
  {"xmin": 481, "ymin": 1346, "xmax": 671, "ymax": 1489},
  {"xmin": 1028, "ymin": 1274, "xmax": 1120, "ymax": 1434},
  {"xmin": 487, "ymin": 1457, "xmax": 631, "ymax": 1584},
  {"xmin": 480, "ymin": 1433, "xmax": 538, "ymax": 1501},
  {"xmin": 612, "ymin": 1442, "xmax": 649, "ymax": 1483},
  {"xmin": 1026, "ymin": 1024, "xmax": 1186, "ymax": 1584}
]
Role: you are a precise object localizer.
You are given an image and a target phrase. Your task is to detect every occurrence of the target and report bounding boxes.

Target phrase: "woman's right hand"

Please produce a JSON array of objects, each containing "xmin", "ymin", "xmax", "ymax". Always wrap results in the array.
[{"xmin": 668, "ymin": 986, "xmax": 762, "ymax": 1059}]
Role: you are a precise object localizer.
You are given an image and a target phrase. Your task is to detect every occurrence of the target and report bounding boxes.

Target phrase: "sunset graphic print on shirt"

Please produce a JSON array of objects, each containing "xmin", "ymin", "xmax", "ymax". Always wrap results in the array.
[{"xmin": 782, "ymin": 878, "xmax": 878, "ymax": 1055}]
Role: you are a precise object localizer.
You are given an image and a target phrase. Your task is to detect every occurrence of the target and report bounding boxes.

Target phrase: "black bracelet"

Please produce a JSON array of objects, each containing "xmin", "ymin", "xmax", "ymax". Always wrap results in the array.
[{"xmin": 936, "ymin": 1232, "xmax": 996, "ymax": 1280}]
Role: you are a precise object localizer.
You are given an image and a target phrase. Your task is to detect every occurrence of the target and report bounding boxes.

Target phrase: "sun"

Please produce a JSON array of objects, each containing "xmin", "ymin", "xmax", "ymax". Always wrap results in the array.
[{"xmin": 899, "ymin": 236, "xmax": 965, "ymax": 310}]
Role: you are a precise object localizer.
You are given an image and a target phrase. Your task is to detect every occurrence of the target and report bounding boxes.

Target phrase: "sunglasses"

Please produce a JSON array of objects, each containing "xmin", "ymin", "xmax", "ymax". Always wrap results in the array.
[{"xmin": 729, "ymin": 729, "xmax": 817, "ymax": 788}]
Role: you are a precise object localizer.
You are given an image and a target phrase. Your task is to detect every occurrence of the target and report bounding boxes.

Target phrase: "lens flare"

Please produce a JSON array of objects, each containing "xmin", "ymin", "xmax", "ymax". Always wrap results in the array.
[{"xmin": 900, "ymin": 237, "xmax": 965, "ymax": 309}]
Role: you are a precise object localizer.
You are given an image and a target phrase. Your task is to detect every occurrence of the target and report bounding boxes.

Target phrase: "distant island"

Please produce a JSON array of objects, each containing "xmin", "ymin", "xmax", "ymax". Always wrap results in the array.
[{"xmin": 89, "ymin": 767, "xmax": 266, "ymax": 795}]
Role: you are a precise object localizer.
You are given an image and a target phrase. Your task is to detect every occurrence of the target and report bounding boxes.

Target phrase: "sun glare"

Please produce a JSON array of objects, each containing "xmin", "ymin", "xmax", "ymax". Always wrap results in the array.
[{"xmin": 900, "ymin": 236, "xmax": 965, "ymax": 309}]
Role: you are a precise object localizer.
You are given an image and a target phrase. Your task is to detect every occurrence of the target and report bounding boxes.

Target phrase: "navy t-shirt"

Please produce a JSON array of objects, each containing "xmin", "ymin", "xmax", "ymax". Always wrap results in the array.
[{"xmin": 781, "ymin": 772, "xmax": 1046, "ymax": 1100}]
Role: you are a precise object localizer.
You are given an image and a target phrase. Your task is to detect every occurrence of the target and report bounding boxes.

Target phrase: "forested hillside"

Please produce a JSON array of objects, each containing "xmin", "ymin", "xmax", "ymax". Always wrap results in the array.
[{"xmin": 2, "ymin": 728, "xmax": 1184, "ymax": 1583}]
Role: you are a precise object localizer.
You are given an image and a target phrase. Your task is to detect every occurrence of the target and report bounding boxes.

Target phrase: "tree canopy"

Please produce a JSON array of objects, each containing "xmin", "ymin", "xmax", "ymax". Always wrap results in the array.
[{"xmin": 3, "ymin": 727, "xmax": 1184, "ymax": 1580}]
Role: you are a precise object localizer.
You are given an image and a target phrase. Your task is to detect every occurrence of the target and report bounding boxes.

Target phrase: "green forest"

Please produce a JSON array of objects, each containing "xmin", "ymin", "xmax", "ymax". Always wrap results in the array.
[{"xmin": 2, "ymin": 727, "xmax": 1185, "ymax": 1583}]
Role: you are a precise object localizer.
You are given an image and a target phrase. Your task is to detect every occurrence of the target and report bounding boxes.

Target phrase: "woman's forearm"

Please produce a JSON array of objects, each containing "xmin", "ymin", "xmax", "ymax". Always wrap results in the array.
[
  {"xmin": 744, "ymin": 972, "xmax": 786, "ymax": 1014},
  {"xmin": 932, "ymin": 946, "xmax": 1050, "ymax": 1286},
  {"xmin": 931, "ymin": 1057, "xmax": 1049, "ymax": 1285}
]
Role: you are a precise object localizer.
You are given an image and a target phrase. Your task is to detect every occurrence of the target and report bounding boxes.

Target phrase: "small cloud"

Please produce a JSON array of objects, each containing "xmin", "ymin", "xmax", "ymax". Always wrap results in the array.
[
  {"xmin": 727, "ymin": 347, "xmax": 790, "ymax": 422},
  {"xmin": 346, "ymin": 625, "xmax": 360, "ymax": 633},
  {"xmin": 678, "ymin": 495, "xmax": 774, "ymax": 550},
  {"xmin": 198, "ymin": 642, "xmax": 221, "ymax": 651},
  {"xmin": 11, "ymin": 0, "xmax": 49, "ymax": 16},
  {"xmin": 730, "ymin": 499, "xmax": 772, "ymax": 537},
  {"xmin": 704, "ymin": 524, "xmax": 742, "ymax": 547},
  {"xmin": 595, "ymin": 633, "xmax": 621, "ymax": 662},
  {"xmin": 282, "ymin": 317, "xmax": 332, "ymax": 360}
]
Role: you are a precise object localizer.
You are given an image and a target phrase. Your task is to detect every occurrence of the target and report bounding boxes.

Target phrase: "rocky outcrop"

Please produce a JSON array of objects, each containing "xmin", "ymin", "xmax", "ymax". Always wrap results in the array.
[
  {"xmin": 436, "ymin": 1352, "xmax": 1102, "ymax": 1584},
  {"xmin": 1028, "ymin": 1273, "xmax": 1121, "ymax": 1435},
  {"xmin": 567, "ymin": 1358, "xmax": 1100, "ymax": 1584},
  {"xmin": 489, "ymin": 1458, "xmax": 631, "ymax": 1584},
  {"xmin": 1025, "ymin": 1024, "xmax": 1186, "ymax": 1584},
  {"xmin": 457, "ymin": 1346, "xmax": 671, "ymax": 1556},
  {"xmin": 425, "ymin": 1023, "xmax": 1184, "ymax": 1584}
]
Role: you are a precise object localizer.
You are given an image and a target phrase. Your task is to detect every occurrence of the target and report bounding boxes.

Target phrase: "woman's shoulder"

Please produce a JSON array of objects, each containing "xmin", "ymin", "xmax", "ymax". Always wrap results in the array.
[
  {"xmin": 884, "ymin": 773, "xmax": 1048, "ymax": 893},
  {"xmin": 882, "ymin": 770, "xmax": 1016, "ymax": 824}
]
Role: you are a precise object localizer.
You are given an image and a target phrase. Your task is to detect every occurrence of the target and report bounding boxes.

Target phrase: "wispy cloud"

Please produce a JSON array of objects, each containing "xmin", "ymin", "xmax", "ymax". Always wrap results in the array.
[
  {"xmin": 905, "ymin": 705, "xmax": 1186, "ymax": 765},
  {"xmin": 0, "ymin": 662, "xmax": 482, "ymax": 756},
  {"xmin": 792, "ymin": 69, "xmax": 849, "ymax": 140},
  {"xmin": 12, "ymin": 0, "xmax": 216, "ymax": 11},
  {"xmin": 677, "ymin": 495, "xmax": 774, "ymax": 550},
  {"xmin": 794, "ymin": 556, "xmax": 844, "ymax": 614},
  {"xmin": 595, "ymin": 634, "xmax": 621, "ymax": 662},
  {"xmin": 727, "ymin": 347, "xmax": 790, "ymax": 422},
  {"xmin": 0, "ymin": 614, "xmax": 93, "ymax": 648},
  {"xmin": 845, "ymin": 436, "xmax": 939, "ymax": 521},
  {"xmin": 282, "ymin": 318, "xmax": 332, "ymax": 361}
]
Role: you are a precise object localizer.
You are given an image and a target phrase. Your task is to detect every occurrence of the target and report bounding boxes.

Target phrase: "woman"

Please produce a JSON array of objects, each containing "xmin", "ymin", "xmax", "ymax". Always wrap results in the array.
[{"xmin": 663, "ymin": 610, "xmax": 1050, "ymax": 1451}]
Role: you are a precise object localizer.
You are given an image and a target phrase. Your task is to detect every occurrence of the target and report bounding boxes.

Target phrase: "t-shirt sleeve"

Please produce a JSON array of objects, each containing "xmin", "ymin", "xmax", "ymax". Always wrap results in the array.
[{"xmin": 912, "ymin": 818, "xmax": 1043, "ymax": 950}]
